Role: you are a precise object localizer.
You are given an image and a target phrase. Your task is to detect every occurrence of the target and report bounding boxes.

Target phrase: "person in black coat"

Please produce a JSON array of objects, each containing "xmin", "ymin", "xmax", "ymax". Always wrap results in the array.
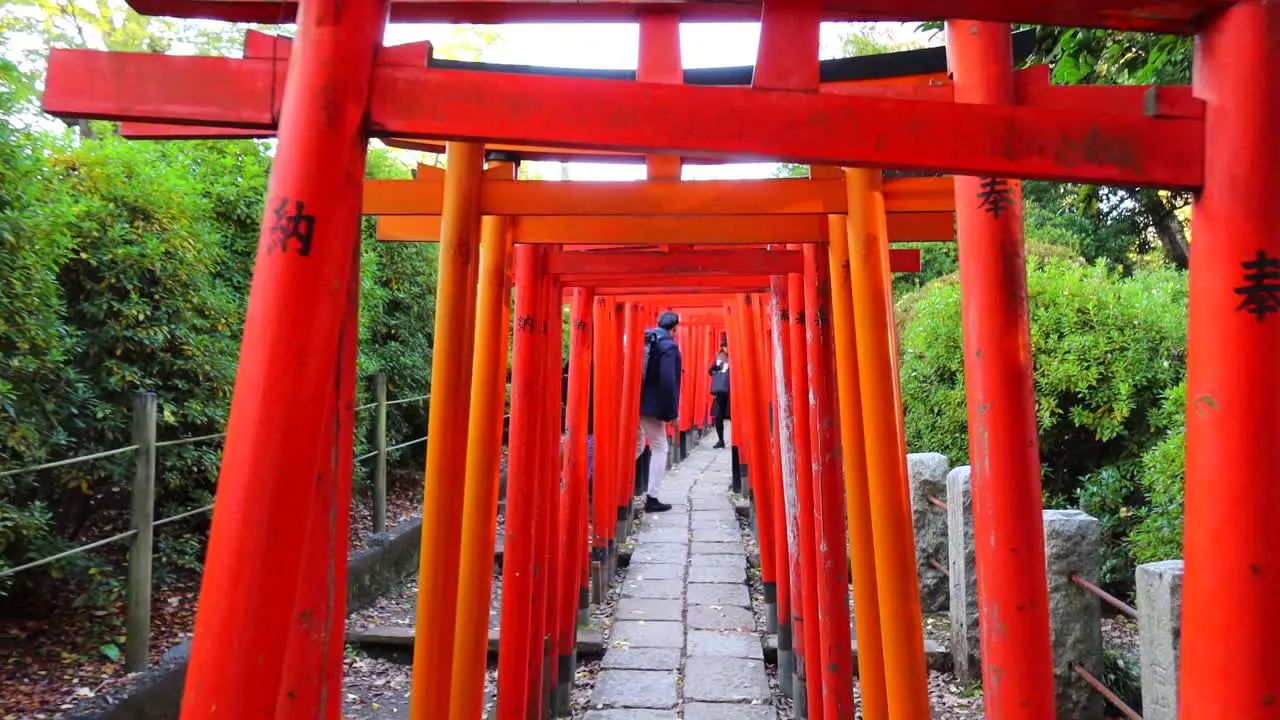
[
  {"xmin": 636, "ymin": 311, "xmax": 682, "ymax": 512},
  {"xmin": 708, "ymin": 347, "xmax": 731, "ymax": 448}
]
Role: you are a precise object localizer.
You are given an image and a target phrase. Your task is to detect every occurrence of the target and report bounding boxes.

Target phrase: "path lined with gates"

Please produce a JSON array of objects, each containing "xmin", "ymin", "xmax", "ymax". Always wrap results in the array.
[{"xmin": 588, "ymin": 440, "xmax": 775, "ymax": 720}]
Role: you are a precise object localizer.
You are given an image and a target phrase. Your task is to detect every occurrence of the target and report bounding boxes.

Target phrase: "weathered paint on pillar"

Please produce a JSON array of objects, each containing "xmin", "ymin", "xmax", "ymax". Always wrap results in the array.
[
  {"xmin": 826, "ymin": 215, "xmax": 888, "ymax": 719},
  {"xmin": 177, "ymin": 0, "xmax": 387, "ymax": 712},
  {"xmin": 946, "ymin": 22, "xmax": 1057, "ymax": 719},
  {"xmin": 1184, "ymin": 4, "xmax": 1280, "ymax": 716},
  {"xmin": 496, "ymin": 245, "xmax": 545, "ymax": 720},
  {"xmin": 802, "ymin": 246, "xmax": 854, "ymax": 720},
  {"xmin": 787, "ymin": 270, "xmax": 824, "ymax": 720},
  {"xmin": 844, "ymin": 167, "xmax": 930, "ymax": 719}
]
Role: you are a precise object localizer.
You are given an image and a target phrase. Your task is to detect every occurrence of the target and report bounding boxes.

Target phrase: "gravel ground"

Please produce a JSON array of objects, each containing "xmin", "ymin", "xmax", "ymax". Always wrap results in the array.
[{"xmin": 1102, "ymin": 615, "xmax": 1140, "ymax": 654}]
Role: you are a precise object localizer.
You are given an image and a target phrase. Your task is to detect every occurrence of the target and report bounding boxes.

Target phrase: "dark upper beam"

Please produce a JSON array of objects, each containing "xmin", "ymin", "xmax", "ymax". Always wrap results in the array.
[{"xmin": 121, "ymin": 0, "xmax": 1229, "ymax": 33}]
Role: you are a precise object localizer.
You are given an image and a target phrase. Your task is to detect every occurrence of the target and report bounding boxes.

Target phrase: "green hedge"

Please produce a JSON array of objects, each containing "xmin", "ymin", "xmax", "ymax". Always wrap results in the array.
[
  {"xmin": 898, "ymin": 254, "xmax": 1187, "ymax": 590},
  {"xmin": 0, "ymin": 62, "xmax": 436, "ymax": 605}
]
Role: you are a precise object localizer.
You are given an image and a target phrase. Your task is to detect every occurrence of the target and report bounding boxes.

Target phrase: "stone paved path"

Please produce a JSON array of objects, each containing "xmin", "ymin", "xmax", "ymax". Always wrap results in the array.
[{"xmin": 587, "ymin": 441, "xmax": 776, "ymax": 720}]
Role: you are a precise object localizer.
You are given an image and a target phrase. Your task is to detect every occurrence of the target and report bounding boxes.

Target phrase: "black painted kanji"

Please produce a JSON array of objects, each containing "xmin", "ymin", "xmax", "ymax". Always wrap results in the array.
[
  {"xmin": 976, "ymin": 177, "xmax": 1013, "ymax": 219},
  {"xmin": 1235, "ymin": 249, "xmax": 1280, "ymax": 321},
  {"xmin": 269, "ymin": 197, "xmax": 316, "ymax": 256},
  {"xmin": 516, "ymin": 314, "xmax": 536, "ymax": 333}
]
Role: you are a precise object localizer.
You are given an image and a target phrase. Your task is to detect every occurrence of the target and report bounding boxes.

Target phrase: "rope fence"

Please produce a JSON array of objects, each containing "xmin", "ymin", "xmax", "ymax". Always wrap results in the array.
[{"xmin": 0, "ymin": 376, "xmax": 433, "ymax": 672}]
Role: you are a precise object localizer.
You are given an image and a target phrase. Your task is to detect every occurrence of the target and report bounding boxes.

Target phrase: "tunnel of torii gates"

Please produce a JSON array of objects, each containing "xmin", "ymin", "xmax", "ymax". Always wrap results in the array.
[{"xmin": 37, "ymin": 0, "xmax": 1280, "ymax": 718}]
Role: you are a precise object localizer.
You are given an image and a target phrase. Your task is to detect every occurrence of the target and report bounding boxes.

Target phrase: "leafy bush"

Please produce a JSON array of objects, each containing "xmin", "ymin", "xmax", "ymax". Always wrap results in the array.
[
  {"xmin": 0, "ymin": 66, "xmax": 435, "ymax": 606},
  {"xmin": 899, "ymin": 255, "xmax": 1187, "ymax": 589}
]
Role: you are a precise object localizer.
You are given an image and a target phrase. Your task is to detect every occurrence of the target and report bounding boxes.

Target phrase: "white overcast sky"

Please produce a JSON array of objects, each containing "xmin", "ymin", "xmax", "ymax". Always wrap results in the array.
[{"xmin": 380, "ymin": 22, "xmax": 929, "ymax": 180}]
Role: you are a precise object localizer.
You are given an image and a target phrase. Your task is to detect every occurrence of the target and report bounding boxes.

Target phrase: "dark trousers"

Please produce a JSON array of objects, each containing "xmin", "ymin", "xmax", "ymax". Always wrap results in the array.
[{"xmin": 714, "ymin": 416, "xmax": 726, "ymax": 445}]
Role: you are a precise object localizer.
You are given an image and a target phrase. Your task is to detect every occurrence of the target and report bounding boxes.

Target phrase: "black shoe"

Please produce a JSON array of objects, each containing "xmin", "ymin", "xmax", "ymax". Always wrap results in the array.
[
  {"xmin": 713, "ymin": 442, "xmax": 726, "ymax": 449},
  {"xmin": 644, "ymin": 495, "xmax": 672, "ymax": 513}
]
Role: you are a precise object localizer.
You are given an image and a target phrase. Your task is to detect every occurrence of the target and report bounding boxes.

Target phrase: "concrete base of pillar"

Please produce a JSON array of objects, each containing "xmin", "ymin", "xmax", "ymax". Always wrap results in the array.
[
  {"xmin": 553, "ymin": 651, "xmax": 574, "ymax": 717},
  {"xmin": 794, "ymin": 671, "xmax": 807, "ymax": 720},
  {"xmin": 778, "ymin": 620, "xmax": 794, "ymax": 697},
  {"xmin": 590, "ymin": 555, "xmax": 606, "ymax": 604},
  {"xmin": 764, "ymin": 582, "xmax": 778, "ymax": 634}
]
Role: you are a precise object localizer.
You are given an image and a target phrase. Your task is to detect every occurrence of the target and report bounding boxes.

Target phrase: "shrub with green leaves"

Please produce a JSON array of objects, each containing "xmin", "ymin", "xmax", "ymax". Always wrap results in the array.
[{"xmin": 898, "ymin": 255, "xmax": 1187, "ymax": 589}]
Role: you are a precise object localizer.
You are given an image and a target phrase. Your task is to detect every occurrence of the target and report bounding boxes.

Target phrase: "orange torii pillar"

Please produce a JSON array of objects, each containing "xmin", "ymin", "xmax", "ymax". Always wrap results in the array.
[
  {"xmin": 411, "ymin": 143, "xmax": 485, "ymax": 719},
  {"xmin": 760, "ymin": 296, "xmax": 792, "ymax": 650},
  {"xmin": 724, "ymin": 302, "xmax": 749, "ymax": 497},
  {"xmin": 785, "ymin": 266, "xmax": 824, "ymax": 720},
  {"xmin": 802, "ymin": 245, "xmax": 855, "ymax": 719},
  {"xmin": 845, "ymin": 169, "xmax": 930, "ymax": 719},
  {"xmin": 449, "ymin": 214, "xmax": 512, "ymax": 720},
  {"xmin": 176, "ymin": 0, "xmax": 385, "ymax": 713},
  {"xmin": 946, "ymin": 22, "xmax": 1057, "ymax": 719},
  {"xmin": 1183, "ymin": 5, "xmax": 1280, "ymax": 715}
]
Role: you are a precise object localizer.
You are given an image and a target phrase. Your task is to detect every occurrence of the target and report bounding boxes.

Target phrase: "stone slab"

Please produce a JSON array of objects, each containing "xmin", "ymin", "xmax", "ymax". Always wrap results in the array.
[
  {"xmin": 684, "ymin": 703, "xmax": 777, "ymax": 720},
  {"xmin": 690, "ymin": 542, "xmax": 746, "ymax": 556},
  {"xmin": 627, "ymin": 563, "xmax": 687, "ymax": 581},
  {"xmin": 615, "ymin": 598, "xmax": 684, "ymax": 622},
  {"xmin": 690, "ymin": 526, "xmax": 742, "ymax": 543},
  {"xmin": 687, "ymin": 604, "xmax": 756, "ymax": 632},
  {"xmin": 687, "ymin": 583, "xmax": 750, "ymax": 607},
  {"xmin": 621, "ymin": 579, "xmax": 685, "ymax": 600},
  {"xmin": 630, "ymin": 544, "xmax": 688, "ymax": 565},
  {"xmin": 688, "ymin": 564, "xmax": 747, "ymax": 584},
  {"xmin": 683, "ymin": 657, "xmax": 771, "ymax": 703},
  {"xmin": 634, "ymin": 526, "xmax": 691, "ymax": 544},
  {"xmin": 691, "ymin": 510, "xmax": 738, "ymax": 524},
  {"xmin": 687, "ymin": 630, "xmax": 764, "ymax": 659},
  {"xmin": 585, "ymin": 711, "xmax": 680, "ymax": 720},
  {"xmin": 691, "ymin": 554, "xmax": 746, "ymax": 569},
  {"xmin": 591, "ymin": 670, "xmax": 679, "ymax": 709},
  {"xmin": 611, "ymin": 621, "xmax": 686, "ymax": 649},
  {"xmin": 600, "ymin": 647, "xmax": 683, "ymax": 671}
]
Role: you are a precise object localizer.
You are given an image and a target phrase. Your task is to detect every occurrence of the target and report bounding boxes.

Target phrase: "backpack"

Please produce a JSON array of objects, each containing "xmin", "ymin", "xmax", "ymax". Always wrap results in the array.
[{"xmin": 640, "ymin": 329, "xmax": 661, "ymax": 383}]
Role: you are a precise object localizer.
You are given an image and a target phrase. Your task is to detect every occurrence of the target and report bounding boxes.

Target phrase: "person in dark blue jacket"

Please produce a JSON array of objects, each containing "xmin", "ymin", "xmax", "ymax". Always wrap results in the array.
[{"xmin": 637, "ymin": 311, "xmax": 682, "ymax": 512}]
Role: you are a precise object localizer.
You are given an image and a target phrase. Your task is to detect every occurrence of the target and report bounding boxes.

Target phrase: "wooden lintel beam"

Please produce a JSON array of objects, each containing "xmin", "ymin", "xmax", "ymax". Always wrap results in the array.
[
  {"xmin": 361, "ymin": 176, "xmax": 952, "ymax": 216},
  {"xmin": 44, "ymin": 50, "xmax": 1205, "ymax": 188},
  {"xmin": 546, "ymin": 249, "xmax": 803, "ymax": 276},
  {"xmin": 377, "ymin": 213, "xmax": 953, "ymax": 244}
]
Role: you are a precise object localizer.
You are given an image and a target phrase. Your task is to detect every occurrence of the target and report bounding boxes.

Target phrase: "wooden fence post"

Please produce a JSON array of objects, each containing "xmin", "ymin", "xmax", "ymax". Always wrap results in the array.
[
  {"xmin": 126, "ymin": 392, "xmax": 157, "ymax": 672},
  {"xmin": 373, "ymin": 373, "xmax": 388, "ymax": 535}
]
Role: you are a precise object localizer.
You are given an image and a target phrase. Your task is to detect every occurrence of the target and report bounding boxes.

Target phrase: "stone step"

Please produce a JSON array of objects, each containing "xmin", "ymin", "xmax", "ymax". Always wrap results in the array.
[{"xmin": 346, "ymin": 626, "xmax": 605, "ymax": 662}]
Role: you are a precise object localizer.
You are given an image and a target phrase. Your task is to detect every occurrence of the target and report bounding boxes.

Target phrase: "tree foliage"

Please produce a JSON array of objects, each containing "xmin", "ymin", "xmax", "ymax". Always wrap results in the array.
[
  {"xmin": 898, "ymin": 255, "xmax": 1187, "ymax": 590},
  {"xmin": 0, "ymin": 58, "xmax": 436, "ymax": 606}
]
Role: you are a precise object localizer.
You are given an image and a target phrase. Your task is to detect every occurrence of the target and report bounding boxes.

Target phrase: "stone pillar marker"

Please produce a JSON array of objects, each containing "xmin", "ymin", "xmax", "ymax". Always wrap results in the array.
[
  {"xmin": 1043, "ymin": 509, "xmax": 1104, "ymax": 720},
  {"xmin": 946, "ymin": 466, "xmax": 980, "ymax": 685},
  {"xmin": 908, "ymin": 453, "xmax": 951, "ymax": 612},
  {"xmin": 1137, "ymin": 559, "xmax": 1183, "ymax": 720}
]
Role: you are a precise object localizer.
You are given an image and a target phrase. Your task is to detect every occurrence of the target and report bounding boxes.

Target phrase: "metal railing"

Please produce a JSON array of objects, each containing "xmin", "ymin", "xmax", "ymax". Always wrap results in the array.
[{"xmin": 0, "ymin": 377, "xmax": 430, "ymax": 672}]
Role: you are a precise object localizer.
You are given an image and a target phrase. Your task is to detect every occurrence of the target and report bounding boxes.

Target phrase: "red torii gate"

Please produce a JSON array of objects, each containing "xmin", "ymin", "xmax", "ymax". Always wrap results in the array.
[{"xmin": 37, "ymin": 1, "xmax": 1280, "ymax": 720}]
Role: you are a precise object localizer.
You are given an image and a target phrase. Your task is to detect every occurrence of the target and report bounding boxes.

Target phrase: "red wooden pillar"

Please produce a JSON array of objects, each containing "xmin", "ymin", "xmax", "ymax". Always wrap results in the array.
[
  {"xmin": 1184, "ymin": 5, "xmax": 1280, "ymax": 715},
  {"xmin": 591, "ymin": 298, "xmax": 617, "ymax": 591},
  {"xmin": 787, "ymin": 270, "xmax": 824, "ymax": 720},
  {"xmin": 946, "ymin": 22, "xmax": 1056, "ymax": 719},
  {"xmin": 496, "ymin": 245, "xmax": 546, "ymax": 720},
  {"xmin": 617, "ymin": 303, "xmax": 643, "ymax": 532},
  {"xmin": 738, "ymin": 294, "xmax": 778, "ymax": 630},
  {"xmin": 556, "ymin": 288, "xmax": 593, "ymax": 712},
  {"xmin": 178, "ymin": 0, "xmax": 387, "ymax": 714},
  {"xmin": 803, "ymin": 246, "xmax": 855, "ymax": 719},
  {"xmin": 530, "ymin": 271, "xmax": 562, "ymax": 719}
]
